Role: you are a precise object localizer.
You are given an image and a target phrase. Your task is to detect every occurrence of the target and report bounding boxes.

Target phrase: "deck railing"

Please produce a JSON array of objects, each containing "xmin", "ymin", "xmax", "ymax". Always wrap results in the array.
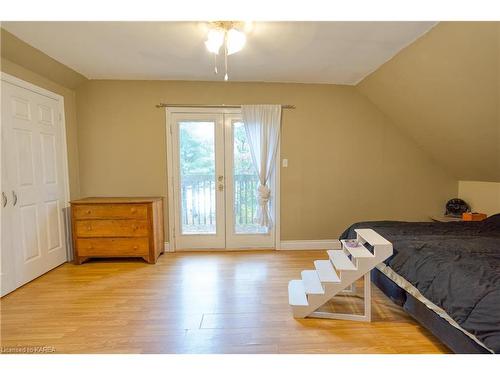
[{"xmin": 181, "ymin": 174, "xmax": 259, "ymax": 228}]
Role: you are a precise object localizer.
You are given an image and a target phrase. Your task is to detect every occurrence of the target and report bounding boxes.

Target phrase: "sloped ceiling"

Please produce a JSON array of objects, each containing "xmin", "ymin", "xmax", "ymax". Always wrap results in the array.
[{"xmin": 357, "ymin": 22, "xmax": 500, "ymax": 182}]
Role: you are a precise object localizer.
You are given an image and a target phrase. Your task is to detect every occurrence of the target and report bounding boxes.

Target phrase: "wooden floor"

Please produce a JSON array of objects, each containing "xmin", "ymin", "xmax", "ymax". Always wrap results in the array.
[{"xmin": 0, "ymin": 251, "xmax": 450, "ymax": 354}]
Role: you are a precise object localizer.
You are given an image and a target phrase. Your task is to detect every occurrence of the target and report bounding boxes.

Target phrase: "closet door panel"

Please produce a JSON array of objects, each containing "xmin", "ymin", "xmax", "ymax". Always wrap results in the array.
[
  {"xmin": 38, "ymin": 103, "xmax": 55, "ymax": 126},
  {"xmin": 11, "ymin": 96, "xmax": 31, "ymax": 121},
  {"xmin": 14, "ymin": 129, "xmax": 36, "ymax": 187},
  {"xmin": 45, "ymin": 199, "xmax": 62, "ymax": 252},
  {"xmin": 41, "ymin": 133, "xmax": 58, "ymax": 185},
  {"xmin": 19, "ymin": 204, "xmax": 42, "ymax": 262},
  {"xmin": 35, "ymin": 92, "xmax": 67, "ymax": 265}
]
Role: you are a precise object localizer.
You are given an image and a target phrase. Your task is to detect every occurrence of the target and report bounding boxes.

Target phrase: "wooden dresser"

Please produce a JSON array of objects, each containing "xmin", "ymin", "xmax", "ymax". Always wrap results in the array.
[{"xmin": 70, "ymin": 197, "xmax": 164, "ymax": 264}]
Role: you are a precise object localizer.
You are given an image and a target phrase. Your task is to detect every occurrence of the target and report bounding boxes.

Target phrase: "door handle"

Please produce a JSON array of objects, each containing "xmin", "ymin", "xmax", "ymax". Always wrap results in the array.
[
  {"xmin": 217, "ymin": 176, "xmax": 224, "ymax": 191},
  {"xmin": 1, "ymin": 192, "xmax": 7, "ymax": 208},
  {"xmin": 12, "ymin": 191, "xmax": 18, "ymax": 206}
]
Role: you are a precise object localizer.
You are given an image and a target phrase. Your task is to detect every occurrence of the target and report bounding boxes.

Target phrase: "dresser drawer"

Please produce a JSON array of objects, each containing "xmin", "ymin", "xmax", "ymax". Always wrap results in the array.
[
  {"xmin": 76, "ymin": 238, "xmax": 149, "ymax": 257},
  {"xmin": 75, "ymin": 220, "xmax": 149, "ymax": 237},
  {"xmin": 73, "ymin": 204, "xmax": 148, "ymax": 220}
]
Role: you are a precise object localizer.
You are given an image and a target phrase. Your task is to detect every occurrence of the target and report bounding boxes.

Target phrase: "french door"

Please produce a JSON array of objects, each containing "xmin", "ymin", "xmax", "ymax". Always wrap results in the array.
[{"xmin": 168, "ymin": 108, "xmax": 277, "ymax": 250}]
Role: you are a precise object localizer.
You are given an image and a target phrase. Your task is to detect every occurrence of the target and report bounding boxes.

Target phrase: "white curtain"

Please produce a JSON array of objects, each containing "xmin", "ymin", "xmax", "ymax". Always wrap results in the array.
[{"xmin": 241, "ymin": 104, "xmax": 282, "ymax": 227}]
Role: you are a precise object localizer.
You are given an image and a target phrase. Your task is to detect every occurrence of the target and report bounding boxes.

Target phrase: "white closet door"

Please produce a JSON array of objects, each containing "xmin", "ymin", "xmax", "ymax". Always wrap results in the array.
[{"xmin": 1, "ymin": 79, "xmax": 68, "ymax": 295}]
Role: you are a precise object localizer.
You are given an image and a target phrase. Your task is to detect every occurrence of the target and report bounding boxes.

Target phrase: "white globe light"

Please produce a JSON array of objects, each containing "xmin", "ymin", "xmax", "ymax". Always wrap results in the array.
[
  {"xmin": 227, "ymin": 28, "xmax": 246, "ymax": 55},
  {"xmin": 205, "ymin": 29, "xmax": 224, "ymax": 54}
]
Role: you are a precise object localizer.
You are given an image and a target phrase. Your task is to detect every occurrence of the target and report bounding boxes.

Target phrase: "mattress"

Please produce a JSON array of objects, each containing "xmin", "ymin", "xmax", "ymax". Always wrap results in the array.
[{"xmin": 340, "ymin": 214, "xmax": 500, "ymax": 353}]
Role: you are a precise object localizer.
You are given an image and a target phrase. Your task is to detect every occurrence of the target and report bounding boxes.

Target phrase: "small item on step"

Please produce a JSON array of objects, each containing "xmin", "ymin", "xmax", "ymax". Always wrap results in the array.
[
  {"xmin": 462, "ymin": 212, "xmax": 487, "ymax": 221},
  {"xmin": 344, "ymin": 239, "xmax": 360, "ymax": 248}
]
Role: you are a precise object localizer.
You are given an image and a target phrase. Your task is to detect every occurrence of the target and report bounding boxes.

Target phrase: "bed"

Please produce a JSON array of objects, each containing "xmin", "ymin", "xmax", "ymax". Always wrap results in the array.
[{"xmin": 339, "ymin": 214, "xmax": 500, "ymax": 354}]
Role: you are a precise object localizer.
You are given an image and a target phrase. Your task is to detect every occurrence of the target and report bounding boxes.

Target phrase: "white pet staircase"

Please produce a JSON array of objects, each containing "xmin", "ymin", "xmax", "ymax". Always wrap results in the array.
[{"xmin": 288, "ymin": 229, "xmax": 393, "ymax": 321}]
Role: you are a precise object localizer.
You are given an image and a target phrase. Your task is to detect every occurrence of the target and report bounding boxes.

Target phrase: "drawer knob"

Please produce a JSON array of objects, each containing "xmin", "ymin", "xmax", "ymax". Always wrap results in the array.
[
  {"xmin": 87, "ymin": 225, "xmax": 92, "ymax": 231},
  {"xmin": 88, "ymin": 245, "xmax": 93, "ymax": 249},
  {"xmin": 131, "ymin": 208, "xmax": 137, "ymax": 213},
  {"xmin": 133, "ymin": 246, "xmax": 138, "ymax": 250},
  {"xmin": 86, "ymin": 210, "xmax": 91, "ymax": 214}
]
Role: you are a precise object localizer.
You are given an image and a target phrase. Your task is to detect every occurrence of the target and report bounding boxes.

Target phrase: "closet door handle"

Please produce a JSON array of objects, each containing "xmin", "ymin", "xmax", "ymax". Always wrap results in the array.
[
  {"xmin": 1, "ymin": 192, "xmax": 7, "ymax": 208},
  {"xmin": 12, "ymin": 191, "xmax": 18, "ymax": 206}
]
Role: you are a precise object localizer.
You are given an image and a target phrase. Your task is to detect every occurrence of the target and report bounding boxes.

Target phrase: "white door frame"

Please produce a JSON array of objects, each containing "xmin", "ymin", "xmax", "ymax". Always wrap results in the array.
[{"xmin": 165, "ymin": 107, "xmax": 281, "ymax": 252}]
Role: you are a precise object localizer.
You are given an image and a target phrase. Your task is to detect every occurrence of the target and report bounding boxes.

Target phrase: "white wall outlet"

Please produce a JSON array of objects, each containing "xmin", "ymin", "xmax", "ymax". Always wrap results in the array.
[{"xmin": 282, "ymin": 159, "xmax": 288, "ymax": 168}]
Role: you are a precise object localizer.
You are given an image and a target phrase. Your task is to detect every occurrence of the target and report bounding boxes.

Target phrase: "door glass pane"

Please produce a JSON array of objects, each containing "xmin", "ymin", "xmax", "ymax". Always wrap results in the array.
[
  {"xmin": 179, "ymin": 121, "xmax": 216, "ymax": 234},
  {"xmin": 233, "ymin": 121, "xmax": 268, "ymax": 234}
]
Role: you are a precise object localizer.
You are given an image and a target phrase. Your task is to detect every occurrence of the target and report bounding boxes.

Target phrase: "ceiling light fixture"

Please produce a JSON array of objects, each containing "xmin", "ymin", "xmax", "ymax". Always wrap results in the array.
[{"xmin": 205, "ymin": 21, "xmax": 249, "ymax": 81}]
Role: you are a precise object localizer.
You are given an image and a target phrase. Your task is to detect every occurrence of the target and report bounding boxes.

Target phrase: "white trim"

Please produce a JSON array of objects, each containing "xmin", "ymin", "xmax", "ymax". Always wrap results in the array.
[
  {"xmin": 1, "ymin": 72, "xmax": 62, "ymax": 101},
  {"xmin": 165, "ymin": 109, "xmax": 176, "ymax": 252},
  {"xmin": 1, "ymin": 72, "xmax": 71, "ymax": 263},
  {"xmin": 279, "ymin": 239, "xmax": 341, "ymax": 251},
  {"xmin": 174, "ymin": 247, "xmax": 275, "ymax": 252},
  {"xmin": 59, "ymin": 98, "xmax": 70, "ymax": 207},
  {"xmin": 274, "ymin": 127, "xmax": 281, "ymax": 250},
  {"xmin": 165, "ymin": 240, "xmax": 341, "ymax": 252}
]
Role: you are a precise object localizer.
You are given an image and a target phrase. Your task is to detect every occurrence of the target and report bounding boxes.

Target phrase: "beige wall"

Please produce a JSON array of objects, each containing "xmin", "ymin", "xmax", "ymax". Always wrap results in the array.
[
  {"xmin": 358, "ymin": 22, "xmax": 500, "ymax": 182},
  {"xmin": 1, "ymin": 28, "xmax": 87, "ymax": 199},
  {"xmin": 75, "ymin": 80, "xmax": 457, "ymax": 240},
  {"xmin": 1, "ymin": 25, "xmax": 462, "ymax": 242},
  {"xmin": 458, "ymin": 181, "xmax": 500, "ymax": 216}
]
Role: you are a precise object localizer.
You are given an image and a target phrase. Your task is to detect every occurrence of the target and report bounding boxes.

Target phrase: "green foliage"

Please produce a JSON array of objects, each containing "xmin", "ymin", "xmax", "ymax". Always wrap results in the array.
[
  {"xmin": 179, "ymin": 122, "xmax": 257, "ymax": 176},
  {"xmin": 233, "ymin": 124, "xmax": 256, "ymax": 175},
  {"xmin": 179, "ymin": 125, "xmax": 215, "ymax": 175}
]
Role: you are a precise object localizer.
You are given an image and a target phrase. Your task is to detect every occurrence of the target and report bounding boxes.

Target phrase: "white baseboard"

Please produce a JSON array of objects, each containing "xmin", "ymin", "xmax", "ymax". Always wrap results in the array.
[
  {"xmin": 279, "ymin": 240, "xmax": 341, "ymax": 251},
  {"xmin": 165, "ymin": 240, "xmax": 341, "ymax": 252}
]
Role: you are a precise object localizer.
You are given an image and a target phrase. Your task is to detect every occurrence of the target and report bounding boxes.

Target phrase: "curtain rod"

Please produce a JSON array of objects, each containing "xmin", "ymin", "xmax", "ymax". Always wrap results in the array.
[{"xmin": 156, "ymin": 103, "xmax": 295, "ymax": 109}]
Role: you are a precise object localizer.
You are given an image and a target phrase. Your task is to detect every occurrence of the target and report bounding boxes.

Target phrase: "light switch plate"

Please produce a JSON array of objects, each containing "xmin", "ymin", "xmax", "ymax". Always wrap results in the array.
[{"xmin": 282, "ymin": 159, "xmax": 288, "ymax": 168}]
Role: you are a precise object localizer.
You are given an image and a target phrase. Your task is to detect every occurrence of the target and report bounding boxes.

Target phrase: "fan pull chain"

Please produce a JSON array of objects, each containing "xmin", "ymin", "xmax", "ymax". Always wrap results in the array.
[{"xmin": 224, "ymin": 41, "xmax": 228, "ymax": 81}]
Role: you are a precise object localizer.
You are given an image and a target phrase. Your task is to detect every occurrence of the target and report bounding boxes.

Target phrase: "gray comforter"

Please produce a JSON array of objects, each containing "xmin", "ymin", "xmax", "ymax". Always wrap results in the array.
[{"xmin": 340, "ymin": 214, "xmax": 500, "ymax": 353}]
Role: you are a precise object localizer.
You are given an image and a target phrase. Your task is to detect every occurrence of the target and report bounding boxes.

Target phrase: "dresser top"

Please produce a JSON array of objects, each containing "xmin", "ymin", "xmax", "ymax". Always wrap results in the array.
[{"xmin": 70, "ymin": 196, "xmax": 163, "ymax": 204}]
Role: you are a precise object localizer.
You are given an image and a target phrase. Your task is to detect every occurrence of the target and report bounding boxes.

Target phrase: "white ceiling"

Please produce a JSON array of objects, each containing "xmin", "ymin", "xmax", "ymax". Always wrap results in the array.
[{"xmin": 2, "ymin": 21, "xmax": 437, "ymax": 85}]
